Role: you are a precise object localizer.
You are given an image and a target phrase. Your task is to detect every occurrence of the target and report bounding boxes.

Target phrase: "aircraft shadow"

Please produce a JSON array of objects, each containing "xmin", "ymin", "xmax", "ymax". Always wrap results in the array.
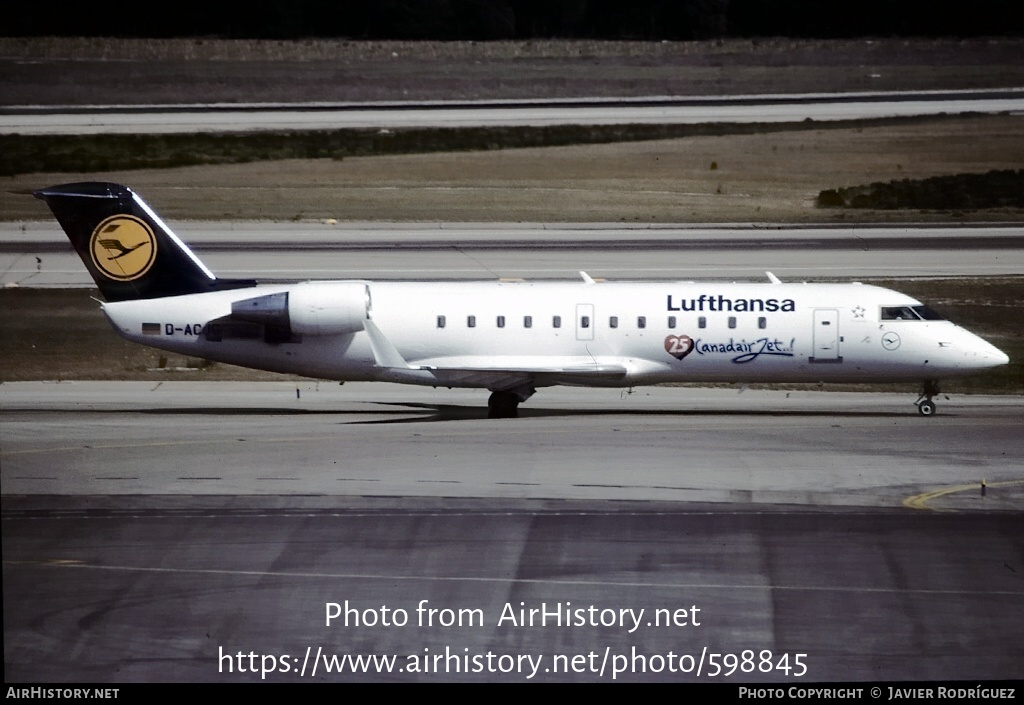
[
  {"xmin": 347, "ymin": 402, "xmax": 911, "ymax": 424},
  {"xmin": 6, "ymin": 404, "xmax": 913, "ymax": 423}
]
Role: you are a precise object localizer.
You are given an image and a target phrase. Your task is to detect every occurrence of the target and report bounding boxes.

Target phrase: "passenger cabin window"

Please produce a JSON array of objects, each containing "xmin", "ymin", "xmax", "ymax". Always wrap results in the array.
[
  {"xmin": 758, "ymin": 317, "xmax": 767, "ymax": 329},
  {"xmin": 467, "ymin": 315, "xmax": 476, "ymax": 328},
  {"xmin": 609, "ymin": 316, "xmax": 618, "ymax": 329},
  {"xmin": 497, "ymin": 315, "xmax": 505, "ymax": 328},
  {"xmin": 524, "ymin": 315, "xmax": 532, "ymax": 328},
  {"xmin": 437, "ymin": 315, "xmax": 446, "ymax": 329},
  {"xmin": 698, "ymin": 316, "xmax": 707, "ymax": 329},
  {"xmin": 728, "ymin": 316, "xmax": 737, "ymax": 329},
  {"xmin": 668, "ymin": 316, "xmax": 677, "ymax": 329},
  {"xmin": 881, "ymin": 305, "xmax": 945, "ymax": 321},
  {"xmin": 637, "ymin": 316, "xmax": 646, "ymax": 329},
  {"xmin": 552, "ymin": 316, "xmax": 562, "ymax": 329}
]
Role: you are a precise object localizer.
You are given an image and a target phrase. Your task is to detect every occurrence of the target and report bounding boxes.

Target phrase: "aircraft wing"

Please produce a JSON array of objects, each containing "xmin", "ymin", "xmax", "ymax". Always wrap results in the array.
[
  {"xmin": 201, "ymin": 316, "xmax": 633, "ymax": 389},
  {"xmin": 415, "ymin": 361, "xmax": 630, "ymax": 390},
  {"xmin": 362, "ymin": 319, "xmax": 633, "ymax": 389}
]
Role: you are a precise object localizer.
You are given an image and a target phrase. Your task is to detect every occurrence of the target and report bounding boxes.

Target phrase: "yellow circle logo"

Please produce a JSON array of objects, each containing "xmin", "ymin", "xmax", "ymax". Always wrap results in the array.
[{"xmin": 90, "ymin": 215, "xmax": 157, "ymax": 281}]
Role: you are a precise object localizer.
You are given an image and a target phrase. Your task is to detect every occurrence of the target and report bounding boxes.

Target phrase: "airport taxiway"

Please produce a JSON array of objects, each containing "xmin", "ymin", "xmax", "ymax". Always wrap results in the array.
[
  {"xmin": 3, "ymin": 382, "xmax": 1022, "ymax": 508},
  {"xmin": 4, "ymin": 90, "xmax": 1023, "ymax": 134},
  {"xmin": 2, "ymin": 222, "xmax": 1022, "ymax": 287},
  {"xmin": 2, "ymin": 382, "xmax": 1023, "ymax": 682}
]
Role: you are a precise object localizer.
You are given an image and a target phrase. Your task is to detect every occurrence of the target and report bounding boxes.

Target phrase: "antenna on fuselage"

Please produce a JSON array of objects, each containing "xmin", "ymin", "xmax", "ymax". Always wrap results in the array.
[
  {"xmin": 450, "ymin": 244, "xmax": 500, "ymax": 279},
  {"xmin": 766, "ymin": 271, "xmax": 782, "ymax": 284}
]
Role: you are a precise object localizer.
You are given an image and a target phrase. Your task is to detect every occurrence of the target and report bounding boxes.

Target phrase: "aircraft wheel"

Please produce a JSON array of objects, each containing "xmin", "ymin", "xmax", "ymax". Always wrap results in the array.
[
  {"xmin": 917, "ymin": 400, "xmax": 936, "ymax": 416},
  {"xmin": 488, "ymin": 391, "xmax": 520, "ymax": 419}
]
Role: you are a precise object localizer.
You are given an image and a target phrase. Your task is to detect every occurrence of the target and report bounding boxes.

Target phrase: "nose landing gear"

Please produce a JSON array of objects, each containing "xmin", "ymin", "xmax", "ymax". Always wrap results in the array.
[{"xmin": 915, "ymin": 380, "xmax": 941, "ymax": 416}]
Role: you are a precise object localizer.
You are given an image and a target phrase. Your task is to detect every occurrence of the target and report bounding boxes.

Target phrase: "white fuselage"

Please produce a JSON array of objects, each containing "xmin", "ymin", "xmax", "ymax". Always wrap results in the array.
[{"xmin": 101, "ymin": 280, "xmax": 1008, "ymax": 390}]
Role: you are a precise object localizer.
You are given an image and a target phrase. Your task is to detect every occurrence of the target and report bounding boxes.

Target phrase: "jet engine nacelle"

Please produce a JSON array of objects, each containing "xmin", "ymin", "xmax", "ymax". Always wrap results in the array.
[{"xmin": 231, "ymin": 282, "xmax": 370, "ymax": 336}]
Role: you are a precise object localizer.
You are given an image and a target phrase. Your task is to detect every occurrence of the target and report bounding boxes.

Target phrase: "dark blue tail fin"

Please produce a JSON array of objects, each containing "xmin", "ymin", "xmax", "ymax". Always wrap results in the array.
[{"xmin": 34, "ymin": 182, "xmax": 255, "ymax": 301}]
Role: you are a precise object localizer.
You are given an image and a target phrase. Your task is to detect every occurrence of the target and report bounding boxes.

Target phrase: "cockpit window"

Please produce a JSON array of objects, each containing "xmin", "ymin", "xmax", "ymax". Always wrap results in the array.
[
  {"xmin": 881, "ymin": 305, "xmax": 946, "ymax": 321},
  {"xmin": 881, "ymin": 306, "xmax": 917, "ymax": 320},
  {"xmin": 913, "ymin": 305, "xmax": 945, "ymax": 320}
]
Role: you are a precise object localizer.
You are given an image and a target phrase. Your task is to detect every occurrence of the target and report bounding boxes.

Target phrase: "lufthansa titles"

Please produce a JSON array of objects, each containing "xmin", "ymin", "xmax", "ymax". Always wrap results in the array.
[{"xmin": 667, "ymin": 294, "xmax": 796, "ymax": 313}]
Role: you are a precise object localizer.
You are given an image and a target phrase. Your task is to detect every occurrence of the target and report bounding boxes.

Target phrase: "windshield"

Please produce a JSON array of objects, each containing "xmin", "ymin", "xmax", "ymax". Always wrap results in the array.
[{"xmin": 880, "ymin": 305, "xmax": 945, "ymax": 321}]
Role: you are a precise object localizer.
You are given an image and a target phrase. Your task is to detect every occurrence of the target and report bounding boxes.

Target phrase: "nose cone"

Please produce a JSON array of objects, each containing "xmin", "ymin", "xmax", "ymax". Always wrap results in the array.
[
  {"xmin": 988, "ymin": 346, "xmax": 1011, "ymax": 368},
  {"xmin": 964, "ymin": 335, "xmax": 1010, "ymax": 370},
  {"xmin": 931, "ymin": 327, "xmax": 1010, "ymax": 375}
]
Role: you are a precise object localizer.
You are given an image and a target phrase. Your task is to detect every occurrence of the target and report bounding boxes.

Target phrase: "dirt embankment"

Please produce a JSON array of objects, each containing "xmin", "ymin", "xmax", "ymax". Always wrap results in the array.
[
  {"xmin": 5, "ymin": 114, "xmax": 1024, "ymax": 225},
  {"xmin": 3, "ymin": 37, "xmax": 1023, "ymax": 224}
]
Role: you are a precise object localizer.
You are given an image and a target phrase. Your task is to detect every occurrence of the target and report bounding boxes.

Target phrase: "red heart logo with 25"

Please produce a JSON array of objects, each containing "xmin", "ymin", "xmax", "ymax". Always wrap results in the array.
[{"xmin": 664, "ymin": 335, "xmax": 694, "ymax": 360}]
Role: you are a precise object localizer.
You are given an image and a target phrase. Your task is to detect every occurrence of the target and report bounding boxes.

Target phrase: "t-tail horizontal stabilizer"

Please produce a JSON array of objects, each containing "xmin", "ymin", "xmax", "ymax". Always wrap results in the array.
[{"xmin": 33, "ymin": 182, "xmax": 256, "ymax": 302}]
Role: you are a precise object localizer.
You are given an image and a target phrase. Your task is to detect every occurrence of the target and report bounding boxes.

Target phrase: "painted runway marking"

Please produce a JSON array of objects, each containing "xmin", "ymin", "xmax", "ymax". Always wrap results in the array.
[
  {"xmin": 6, "ymin": 559, "xmax": 1024, "ymax": 596},
  {"xmin": 903, "ymin": 479, "xmax": 1024, "ymax": 511}
]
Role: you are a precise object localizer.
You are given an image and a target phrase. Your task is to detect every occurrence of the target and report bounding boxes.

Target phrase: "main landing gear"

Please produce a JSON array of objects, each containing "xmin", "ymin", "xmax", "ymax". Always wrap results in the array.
[
  {"xmin": 487, "ymin": 387, "xmax": 535, "ymax": 419},
  {"xmin": 915, "ymin": 380, "xmax": 941, "ymax": 417}
]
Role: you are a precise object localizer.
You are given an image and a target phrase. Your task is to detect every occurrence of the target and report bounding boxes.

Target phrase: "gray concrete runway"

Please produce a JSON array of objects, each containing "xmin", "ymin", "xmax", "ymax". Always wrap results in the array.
[
  {"xmin": 3, "ymin": 91, "xmax": 1023, "ymax": 134},
  {"xmin": 3, "ymin": 383, "xmax": 1023, "ymax": 682},
  {"xmin": 3, "ymin": 382, "xmax": 1023, "ymax": 510},
  {"xmin": 4, "ymin": 496, "xmax": 1022, "ymax": 683}
]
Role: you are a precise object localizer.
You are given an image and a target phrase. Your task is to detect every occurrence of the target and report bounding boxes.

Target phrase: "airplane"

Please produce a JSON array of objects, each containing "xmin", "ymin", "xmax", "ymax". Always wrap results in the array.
[{"xmin": 33, "ymin": 181, "xmax": 1009, "ymax": 418}]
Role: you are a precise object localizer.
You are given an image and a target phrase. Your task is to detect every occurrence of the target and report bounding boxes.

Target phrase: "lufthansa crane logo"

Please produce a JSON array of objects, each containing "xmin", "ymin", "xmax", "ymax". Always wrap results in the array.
[{"xmin": 90, "ymin": 215, "xmax": 157, "ymax": 281}]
